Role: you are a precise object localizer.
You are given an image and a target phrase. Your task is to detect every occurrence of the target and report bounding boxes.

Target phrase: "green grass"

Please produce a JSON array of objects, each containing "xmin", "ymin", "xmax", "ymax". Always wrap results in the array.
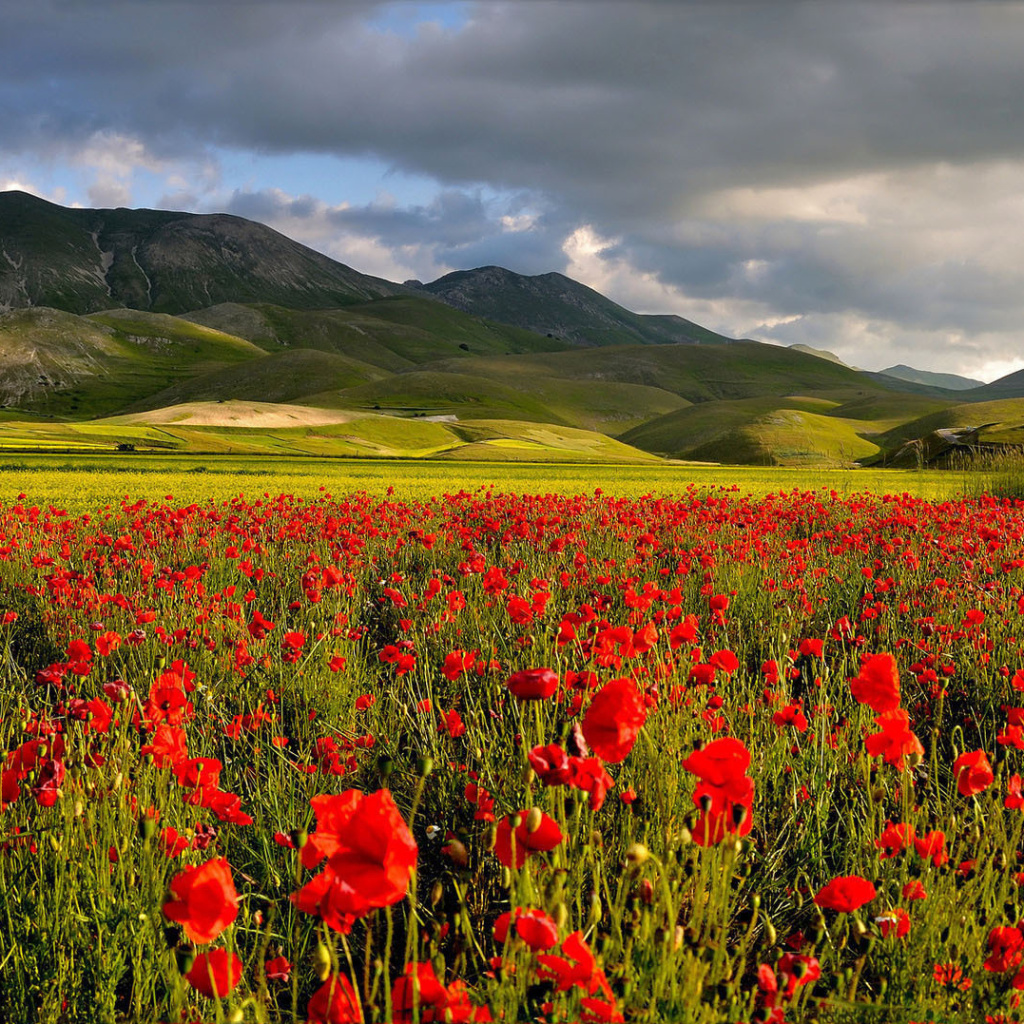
[
  {"xmin": 876, "ymin": 397, "xmax": 1024, "ymax": 450},
  {"xmin": 317, "ymin": 369, "xmax": 688, "ymax": 435}
]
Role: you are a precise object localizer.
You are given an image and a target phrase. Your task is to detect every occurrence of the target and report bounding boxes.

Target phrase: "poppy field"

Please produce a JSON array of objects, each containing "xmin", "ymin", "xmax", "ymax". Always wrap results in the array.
[{"xmin": 3, "ymin": 479, "xmax": 1024, "ymax": 1022}]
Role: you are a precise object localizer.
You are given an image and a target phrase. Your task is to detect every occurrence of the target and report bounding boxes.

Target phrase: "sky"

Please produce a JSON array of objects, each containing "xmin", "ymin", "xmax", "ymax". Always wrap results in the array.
[{"xmin": 3, "ymin": 1, "xmax": 1024, "ymax": 381}]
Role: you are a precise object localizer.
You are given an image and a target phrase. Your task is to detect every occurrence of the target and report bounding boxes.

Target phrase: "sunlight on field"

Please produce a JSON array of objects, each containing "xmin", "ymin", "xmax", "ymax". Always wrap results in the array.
[{"xmin": 0, "ymin": 453, "xmax": 974, "ymax": 512}]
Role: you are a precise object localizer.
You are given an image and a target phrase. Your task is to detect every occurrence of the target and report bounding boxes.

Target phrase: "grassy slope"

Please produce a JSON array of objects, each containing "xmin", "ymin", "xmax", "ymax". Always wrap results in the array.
[
  {"xmin": 183, "ymin": 297, "xmax": 568, "ymax": 368},
  {"xmin": 875, "ymin": 397, "xmax": 1024, "ymax": 449},
  {"xmin": 0, "ymin": 403, "xmax": 659, "ymax": 463},
  {"xmin": 419, "ymin": 341, "xmax": 889, "ymax": 404},
  {"xmin": 122, "ymin": 349, "xmax": 388, "ymax": 412},
  {"xmin": 0, "ymin": 307, "xmax": 266, "ymax": 418},
  {"xmin": 308, "ymin": 369, "xmax": 689, "ymax": 435},
  {"xmin": 621, "ymin": 396, "xmax": 881, "ymax": 466}
]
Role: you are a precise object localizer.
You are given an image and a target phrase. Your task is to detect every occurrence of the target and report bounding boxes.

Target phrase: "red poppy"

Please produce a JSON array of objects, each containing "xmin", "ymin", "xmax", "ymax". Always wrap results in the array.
[
  {"xmin": 307, "ymin": 973, "xmax": 364, "ymax": 1023},
  {"xmin": 682, "ymin": 737, "xmax": 750, "ymax": 785},
  {"xmin": 985, "ymin": 926, "xmax": 1024, "ymax": 973},
  {"xmin": 506, "ymin": 668, "xmax": 558, "ymax": 701},
  {"xmin": 183, "ymin": 948, "xmax": 243, "ymax": 998},
  {"xmin": 813, "ymin": 875, "xmax": 876, "ymax": 913},
  {"xmin": 875, "ymin": 908, "xmax": 911, "ymax": 939},
  {"xmin": 864, "ymin": 709, "xmax": 924, "ymax": 770},
  {"xmin": 581, "ymin": 678, "xmax": 647, "ymax": 762},
  {"xmin": 954, "ymin": 749, "xmax": 994, "ymax": 797},
  {"xmin": 294, "ymin": 789, "xmax": 416, "ymax": 931},
  {"xmin": 493, "ymin": 809, "xmax": 564, "ymax": 868},
  {"xmin": 140, "ymin": 724, "xmax": 188, "ymax": 768},
  {"xmin": 850, "ymin": 653, "xmax": 901, "ymax": 713},
  {"xmin": 163, "ymin": 858, "xmax": 239, "ymax": 944},
  {"xmin": 528, "ymin": 744, "xmax": 573, "ymax": 786},
  {"xmin": 914, "ymin": 830, "xmax": 949, "ymax": 867},
  {"xmin": 494, "ymin": 907, "xmax": 560, "ymax": 951},
  {"xmin": 874, "ymin": 821, "xmax": 915, "ymax": 859},
  {"xmin": 264, "ymin": 956, "xmax": 291, "ymax": 983}
]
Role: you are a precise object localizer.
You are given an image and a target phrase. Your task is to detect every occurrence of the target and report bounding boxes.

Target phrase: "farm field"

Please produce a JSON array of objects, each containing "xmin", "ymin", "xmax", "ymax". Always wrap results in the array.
[
  {"xmin": 0, "ymin": 453, "xmax": 977, "ymax": 513},
  {"xmin": 2, "ymin": 468, "xmax": 1024, "ymax": 1022}
]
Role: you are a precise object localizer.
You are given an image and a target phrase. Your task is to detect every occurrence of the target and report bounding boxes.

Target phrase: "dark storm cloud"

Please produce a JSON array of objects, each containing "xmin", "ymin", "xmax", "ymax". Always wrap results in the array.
[{"xmin": 7, "ymin": 1, "xmax": 1024, "ymax": 373}]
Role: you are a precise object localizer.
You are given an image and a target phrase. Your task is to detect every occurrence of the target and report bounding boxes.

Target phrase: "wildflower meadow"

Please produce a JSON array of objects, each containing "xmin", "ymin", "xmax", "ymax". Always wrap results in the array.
[{"xmin": 2, "ymin": 480, "xmax": 1024, "ymax": 1023}]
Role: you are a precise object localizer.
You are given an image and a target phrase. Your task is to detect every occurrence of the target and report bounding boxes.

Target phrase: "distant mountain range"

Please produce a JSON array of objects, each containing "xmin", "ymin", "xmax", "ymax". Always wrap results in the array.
[{"xmin": 2, "ymin": 188, "xmax": 1022, "ymax": 467}]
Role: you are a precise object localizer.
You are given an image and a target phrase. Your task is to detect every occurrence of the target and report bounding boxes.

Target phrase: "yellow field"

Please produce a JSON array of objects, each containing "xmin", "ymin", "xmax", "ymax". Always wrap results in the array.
[{"xmin": 0, "ymin": 452, "xmax": 983, "ymax": 511}]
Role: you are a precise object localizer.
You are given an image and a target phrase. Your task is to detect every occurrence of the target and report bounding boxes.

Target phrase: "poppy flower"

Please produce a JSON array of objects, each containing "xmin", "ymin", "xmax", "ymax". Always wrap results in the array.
[
  {"xmin": 264, "ymin": 955, "xmax": 291, "ymax": 983},
  {"xmin": 850, "ymin": 653, "xmax": 901, "ymax": 713},
  {"xmin": 954, "ymin": 749, "xmax": 994, "ymax": 797},
  {"xmin": 494, "ymin": 907, "xmax": 560, "ymax": 951},
  {"xmin": 295, "ymin": 789, "xmax": 417, "ymax": 929},
  {"xmin": 876, "ymin": 908, "xmax": 911, "ymax": 939},
  {"xmin": 985, "ymin": 926, "xmax": 1024, "ymax": 973},
  {"xmin": 506, "ymin": 668, "xmax": 558, "ymax": 701},
  {"xmin": 581, "ymin": 678, "xmax": 647, "ymax": 762},
  {"xmin": 813, "ymin": 875, "xmax": 876, "ymax": 913},
  {"xmin": 681, "ymin": 737, "xmax": 751, "ymax": 787},
  {"xmin": 184, "ymin": 948, "xmax": 243, "ymax": 998},
  {"xmin": 163, "ymin": 857, "xmax": 238, "ymax": 944},
  {"xmin": 529, "ymin": 744, "xmax": 573, "ymax": 786},
  {"xmin": 493, "ymin": 809, "xmax": 564, "ymax": 868},
  {"xmin": 864, "ymin": 710, "xmax": 924, "ymax": 770},
  {"xmin": 307, "ymin": 973, "xmax": 364, "ymax": 1023},
  {"xmin": 874, "ymin": 822, "xmax": 915, "ymax": 859}
]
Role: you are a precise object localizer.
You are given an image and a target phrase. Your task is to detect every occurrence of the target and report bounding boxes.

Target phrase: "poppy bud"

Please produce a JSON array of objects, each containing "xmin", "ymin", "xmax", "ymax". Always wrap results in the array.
[
  {"xmin": 378, "ymin": 756, "xmax": 394, "ymax": 779},
  {"xmin": 290, "ymin": 828, "xmax": 308, "ymax": 850},
  {"xmin": 554, "ymin": 902, "xmax": 569, "ymax": 929},
  {"xmin": 139, "ymin": 816, "xmax": 156, "ymax": 842},
  {"xmin": 589, "ymin": 892, "xmax": 602, "ymax": 924},
  {"xmin": 443, "ymin": 837, "xmax": 468, "ymax": 868},
  {"xmin": 626, "ymin": 842, "xmax": 649, "ymax": 865},
  {"xmin": 417, "ymin": 756, "xmax": 434, "ymax": 776},
  {"xmin": 521, "ymin": 764, "xmax": 535, "ymax": 786},
  {"xmin": 313, "ymin": 941, "xmax": 332, "ymax": 982},
  {"xmin": 228, "ymin": 1009, "xmax": 244, "ymax": 1024},
  {"xmin": 430, "ymin": 881, "xmax": 443, "ymax": 907},
  {"xmin": 678, "ymin": 826, "xmax": 692, "ymax": 845},
  {"xmin": 764, "ymin": 919, "xmax": 777, "ymax": 945}
]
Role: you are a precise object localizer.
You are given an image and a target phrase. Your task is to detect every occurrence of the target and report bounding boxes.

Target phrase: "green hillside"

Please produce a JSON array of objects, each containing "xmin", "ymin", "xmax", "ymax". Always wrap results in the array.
[
  {"xmin": 313, "ymin": 369, "xmax": 688, "ymax": 435},
  {"xmin": 421, "ymin": 340, "xmax": 892, "ymax": 404},
  {"xmin": 183, "ymin": 298, "xmax": 567, "ymax": 369},
  {"xmin": 123, "ymin": 349, "xmax": 388, "ymax": 412},
  {"xmin": 621, "ymin": 396, "xmax": 880, "ymax": 466},
  {"xmin": 0, "ymin": 307, "xmax": 265, "ymax": 418},
  {"xmin": 875, "ymin": 397, "xmax": 1024, "ymax": 450}
]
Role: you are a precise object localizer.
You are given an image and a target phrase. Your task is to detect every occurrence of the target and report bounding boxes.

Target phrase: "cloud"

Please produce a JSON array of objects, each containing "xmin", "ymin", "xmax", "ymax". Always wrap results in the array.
[{"xmin": 8, "ymin": 2, "xmax": 1024, "ymax": 375}]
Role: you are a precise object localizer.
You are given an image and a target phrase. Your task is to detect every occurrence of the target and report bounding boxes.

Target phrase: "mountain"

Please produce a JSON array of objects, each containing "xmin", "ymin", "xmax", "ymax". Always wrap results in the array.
[
  {"xmin": 788, "ymin": 343, "xmax": 851, "ymax": 367},
  {"xmin": 957, "ymin": 368, "xmax": 1024, "ymax": 402},
  {"xmin": 0, "ymin": 190, "xmax": 409, "ymax": 315},
  {"xmin": 879, "ymin": 364, "xmax": 983, "ymax": 391},
  {"xmin": 419, "ymin": 265, "xmax": 739, "ymax": 347}
]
